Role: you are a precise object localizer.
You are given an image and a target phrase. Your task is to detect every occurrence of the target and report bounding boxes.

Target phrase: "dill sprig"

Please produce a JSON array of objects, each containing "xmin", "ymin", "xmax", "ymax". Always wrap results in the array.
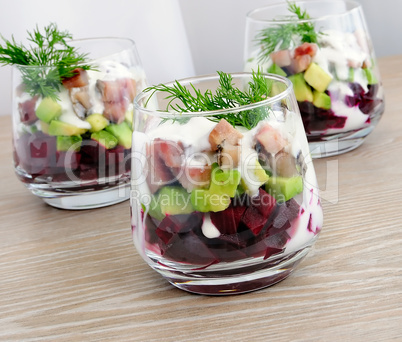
[
  {"xmin": 255, "ymin": 1, "xmax": 321, "ymax": 63},
  {"xmin": 0, "ymin": 23, "xmax": 94, "ymax": 100},
  {"xmin": 144, "ymin": 69, "xmax": 274, "ymax": 130}
]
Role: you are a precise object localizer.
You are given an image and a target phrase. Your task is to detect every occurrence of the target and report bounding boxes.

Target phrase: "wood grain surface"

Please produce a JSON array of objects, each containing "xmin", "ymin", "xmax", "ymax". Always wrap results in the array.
[{"xmin": 0, "ymin": 56, "xmax": 401, "ymax": 342}]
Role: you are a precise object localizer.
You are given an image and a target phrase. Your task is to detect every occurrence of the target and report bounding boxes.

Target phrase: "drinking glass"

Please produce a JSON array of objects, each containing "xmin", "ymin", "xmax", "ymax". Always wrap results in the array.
[
  {"xmin": 244, "ymin": 0, "xmax": 385, "ymax": 157},
  {"xmin": 131, "ymin": 72, "xmax": 323, "ymax": 295},
  {"xmin": 12, "ymin": 38, "xmax": 148, "ymax": 209}
]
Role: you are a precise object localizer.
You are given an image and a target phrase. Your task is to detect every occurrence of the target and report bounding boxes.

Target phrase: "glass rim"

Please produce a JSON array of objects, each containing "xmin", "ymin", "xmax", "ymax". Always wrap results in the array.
[
  {"xmin": 11, "ymin": 36, "xmax": 137, "ymax": 68},
  {"xmin": 134, "ymin": 72, "xmax": 294, "ymax": 118},
  {"xmin": 246, "ymin": 0, "xmax": 362, "ymax": 24}
]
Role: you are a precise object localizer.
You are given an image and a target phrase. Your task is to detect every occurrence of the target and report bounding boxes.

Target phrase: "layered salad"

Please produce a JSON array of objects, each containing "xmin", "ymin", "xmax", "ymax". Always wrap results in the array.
[
  {"xmin": 14, "ymin": 60, "xmax": 146, "ymax": 186},
  {"xmin": 245, "ymin": 2, "xmax": 384, "ymax": 141},
  {"xmin": 132, "ymin": 72, "xmax": 323, "ymax": 269},
  {"xmin": 2, "ymin": 25, "xmax": 147, "ymax": 188}
]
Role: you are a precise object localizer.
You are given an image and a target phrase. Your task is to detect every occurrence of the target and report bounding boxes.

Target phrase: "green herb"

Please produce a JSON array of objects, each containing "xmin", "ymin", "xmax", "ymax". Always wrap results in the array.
[
  {"xmin": 144, "ymin": 69, "xmax": 273, "ymax": 130},
  {"xmin": 255, "ymin": 1, "xmax": 321, "ymax": 63},
  {"xmin": 0, "ymin": 23, "xmax": 94, "ymax": 100}
]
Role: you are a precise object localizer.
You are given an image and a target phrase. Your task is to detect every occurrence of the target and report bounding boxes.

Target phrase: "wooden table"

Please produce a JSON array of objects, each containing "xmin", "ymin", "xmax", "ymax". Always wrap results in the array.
[{"xmin": 1, "ymin": 56, "xmax": 401, "ymax": 342}]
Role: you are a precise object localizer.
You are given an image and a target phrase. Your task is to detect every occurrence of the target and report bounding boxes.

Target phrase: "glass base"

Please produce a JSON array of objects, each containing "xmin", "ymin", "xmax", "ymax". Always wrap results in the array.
[
  {"xmin": 31, "ymin": 183, "xmax": 130, "ymax": 210},
  {"xmin": 308, "ymin": 136, "xmax": 365, "ymax": 158},
  {"xmin": 308, "ymin": 124, "xmax": 378, "ymax": 158},
  {"xmin": 152, "ymin": 245, "xmax": 313, "ymax": 296}
]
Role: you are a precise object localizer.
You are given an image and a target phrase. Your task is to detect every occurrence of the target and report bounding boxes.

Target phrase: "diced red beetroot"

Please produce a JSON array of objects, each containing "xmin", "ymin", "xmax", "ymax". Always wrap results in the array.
[
  {"xmin": 270, "ymin": 49, "xmax": 292, "ymax": 67},
  {"xmin": 251, "ymin": 188, "xmax": 277, "ymax": 218},
  {"xmin": 204, "ymin": 236, "xmax": 248, "ymax": 262},
  {"xmin": 359, "ymin": 98, "xmax": 381, "ymax": 115},
  {"xmin": 159, "ymin": 230, "xmax": 217, "ymax": 265},
  {"xmin": 79, "ymin": 166, "xmax": 98, "ymax": 182},
  {"xmin": 272, "ymin": 198, "xmax": 300, "ymax": 231},
  {"xmin": 210, "ymin": 207, "xmax": 237, "ymax": 235},
  {"xmin": 298, "ymin": 101, "xmax": 347, "ymax": 135},
  {"xmin": 294, "ymin": 43, "xmax": 318, "ymax": 58},
  {"xmin": 145, "ymin": 215, "xmax": 160, "ymax": 244},
  {"xmin": 62, "ymin": 68, "xmax": 89, "ymax": 89},
  {"xmin": 241, "ymin": 205, "xmax": 268, "ymax": 236},
  {"xmin": 153, "ymin": 139, "xmax": 184, "ymax": 168},
  {"xmin": 18, "ymin": 97, "xmax": 38, "ymax": 124},
  {"xmin": 55, "ymin": 151, "xmax": 81, "ymax": 169},
  {"xmin": 80, "ymin": 140, "xmax": 104, "ymax": 164},
  {"xmin": 15, "ymin": 132, "xmax": 57, "ymax": 175},
  {"xmin": 157, "ymin": 212, "xmax": 204, "ymax": 235},
  {"xmin": 232, "ymin": 204, "xmax": 247, "ymax": 227},
  {"xmin": 208, "ymin": 119, "xmax": 243, "ymax": 151},
  {"xmin": 105, "ymin": 145, "xmax": 126, "ymax": 164},
  {"xmin": 256, "ymin": 123, "xmax": 287, "ymax": 155},
  {"xmin": 267, "ymin": 232, "xmax": 288, "ymax": 250}
]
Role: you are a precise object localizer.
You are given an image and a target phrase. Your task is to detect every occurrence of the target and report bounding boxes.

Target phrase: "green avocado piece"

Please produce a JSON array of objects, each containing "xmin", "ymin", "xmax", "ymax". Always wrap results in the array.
[
  {"xmin": 86, "ymin": 113, "xmax": 109, "ymax": 133},
  {"xmin": 191, "ymin": 164, "xmax": 241, "ymax": 212},
  {"xmin": 56, "ymin": 135, "xmax": 82, "ymax": 152},
  {"xmin": 48, "ymin": 120, "xmax": 87, "ymax": 136},
  {"xmin": 288, "ymin": 73, "xmax": 313, "ymax": 102},
  {"xmin": 36, "ymin": 97, "xmax": 62, "ymax": 123},
  {"xmin": 313, "ymin": 90, "xmax": 331, "ymax": 110},
  {"xmin": 267, "ymin": 63, "xmax": 287, "ymax": 77},
  {"xmin": 91, "ymin": 130, "xmax": 118, "ymax": 149},
  {"xmin": 364, "ymin": 68, "xmax": 378, "ymax": 85},
  {"xmin": 105, "ymin": 121, "xmax": 132, "ymax": 149},
  {"xmin": 265, "ymin": 176, "xmax": 303, "ymax": 202},
  {"xmin": 241, "ymin": 159, "xmax": 270, "ymax": 195},
  {"xmin": 348, "ymin": 68, "xmax": 355, "ymax": 82},
  {"xmin": 148, "ymin": 186, "xmax": 194, "ymax": 220},
  {"xmin": 304, "ymin": 63, "xmax": 333, "ymax": 92}
]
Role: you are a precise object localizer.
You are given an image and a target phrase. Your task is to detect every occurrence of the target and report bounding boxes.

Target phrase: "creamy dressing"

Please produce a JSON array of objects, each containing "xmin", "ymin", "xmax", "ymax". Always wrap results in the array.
[
  {"xmin": 314, "ymin": 30, "xmax": 369, "ymax": 92},
  {"xmin": 146, "ymin": 117, "xmax": 217, "ymax": 156},
  {"xmin": 201, "ymin": 213, "xmax": 221, "ymax": 238}
]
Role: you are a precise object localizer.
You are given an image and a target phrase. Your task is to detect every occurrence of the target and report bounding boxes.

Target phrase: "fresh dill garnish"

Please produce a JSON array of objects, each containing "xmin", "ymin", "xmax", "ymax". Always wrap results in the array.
[
  {"xmin": 255, "ymin": 1, "xmax": 321, "ymax": 63},
  {"xmin": 0, "ymin": 23, "xmax": 95, "ymax": 100},
  {"xmin": 144, "ymin": 69, "xmax": 273, "ymax": 130}
]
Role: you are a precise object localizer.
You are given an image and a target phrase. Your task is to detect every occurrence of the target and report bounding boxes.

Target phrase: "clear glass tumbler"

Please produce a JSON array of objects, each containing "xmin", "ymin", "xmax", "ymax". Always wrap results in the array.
[
  {"xmin": 131, "ymin": 72, "xmax": 323, "ymax": 295},
  {"xmin": 12, "ymin": 38, "xmax": 147, "ymax": 209},
  {"xmin": 244, "ymin": 0, "xmax": 385, "ymax": 157}
]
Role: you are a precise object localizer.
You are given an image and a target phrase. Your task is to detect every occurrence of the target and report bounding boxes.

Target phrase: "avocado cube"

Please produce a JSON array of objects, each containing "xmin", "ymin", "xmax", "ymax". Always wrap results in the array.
[
  {"xmin": 148, "ymin": 186, "xmax": 194, "ymax": 220},
  {"xmin": 304, "ymin": 63, "xmax": 333, "ymax": 92},
  {"xmin": 105, "ymin": 121, "xmax": 132, "ymax": 149},
  {"xmin": 191, "ymin": 165, "xmax": 241, "ymax": 212},
  {"xmin": 265, "ymin": 176, "xmax": 303, "ymax": 202},
  {"xmin": 288, "ymin": 73, "xmax": 313, "ymax": 102},
  {"xmin": 125, "ymin": 109, "xmax": 134, "ymax": 128},
  {"xmin": 364, "ymin": 68, "xmax": 378, "ymax": 85},
  {"xmin": 56, "ymin": 135, "xmax": 82, "ymax": 152},
  {"xmin": 91, "ymin": 130, "xmax": 118, "ymax": 149},
  {"xmin": 348, "ymin": 68, "xmax": 355, "ymax": 82},
  {"xmin": 48, "ymin": 120, "xmax": 87, "ymax": 136},
  {"xmin": 36, "ymin": 97, "xmax": 62, "ymax": 123},
  {"xmin": 86, "ymin": 113, "xmax": 109, "ymax": 133},
  {"xmin": 241, "ymin": 159, "xmax": 269, "ymax": 195},
  {"xmin": 267, "ymin": 63, "xmax": 287, "ymax": 77},
  {"xmin": 313, "ymin": 90, "xmax": 331, "ymax": 110}
]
